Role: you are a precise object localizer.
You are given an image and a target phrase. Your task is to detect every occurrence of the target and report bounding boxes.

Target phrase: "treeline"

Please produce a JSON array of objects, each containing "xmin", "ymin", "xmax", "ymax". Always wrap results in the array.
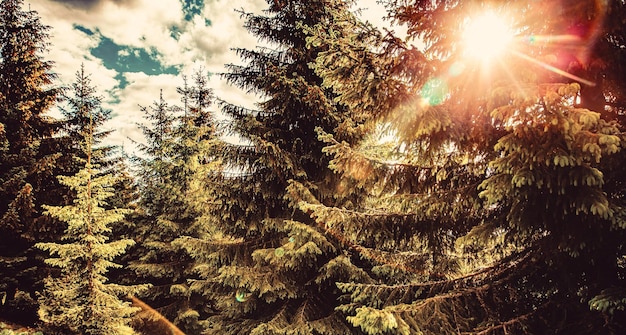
[{"xmin": 1, "ymin": 0, "xmax": 626, "ymax": 334}]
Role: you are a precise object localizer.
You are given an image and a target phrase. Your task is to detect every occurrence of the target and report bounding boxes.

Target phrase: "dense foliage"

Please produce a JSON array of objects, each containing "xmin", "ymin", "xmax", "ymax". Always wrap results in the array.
[
  {"xmin": 300, "ymin": 0, "xmax": 626, "ymax": 334},
  {"xmin": 176, "ymin": 1, "xmax": 375, "ymax": 334},
  {"xmin": 129, "ymin": 70, "xmax": 222, "ymax": 334},
  {"xmin": 1, "ymin": 0, "xmax": 625, "ymax": 334},
  {"xmin": 36, "ymin": 114, "xmax": 144, "ymax": 335},
  {"xmin": 34, "ymin": 65, "xmax": 147, "ymax": 335},
  {"xmin": 0, "ymin": 0, "xmax": 66, "ymax": 325}
]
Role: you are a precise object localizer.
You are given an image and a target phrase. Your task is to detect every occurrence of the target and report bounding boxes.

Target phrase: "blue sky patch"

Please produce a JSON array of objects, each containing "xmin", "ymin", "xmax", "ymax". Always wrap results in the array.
[
  {"xmin": 169, "ymin": 25, "xmax": 183, "ymax": 40},
  {"xmin": 73, "ymin": 24, "xmax": 95, "ymax": 36},
  {"xmin": 73, "ymin": 24, "xmax": 180, "ymax": 90},
  {"xmin": 181, "ymin": 0, "xmax": 205, "ymax": 22}
]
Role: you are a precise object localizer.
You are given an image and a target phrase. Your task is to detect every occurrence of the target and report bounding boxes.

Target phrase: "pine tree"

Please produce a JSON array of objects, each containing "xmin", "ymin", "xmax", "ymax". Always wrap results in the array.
[
  {"xmin": 170, "ymin": 70, "xmax": 224, "ymax": 334},
  {"xmin": 61, "ymin": 69, "xmax": 145, "ymax": 326},
  {"xmin": 179, "ymin": 1, "xmax": 375, "ymax": 334},
  {"xmin": 59, "ymin": 64, "xmax": 115, "ymax": 165},
  {"xmin": 35, "ymin": 95, "xmax": 146, "ymax": 335},
  {"xmin": 300, "ymin": 0, "xmax": 626, "ymax": 334},
  {"xmin": 129, "ymin": 90, "xmax": 184, "ymax": 332},
  {"xmin": 50, "ymin": 65, "xmax": 124, "ymax": 218},
  {"xmin": 130, "ymin": 70, "xmax": 222, "ymax": 334},
  {"xmin": 171, "ymin": 69, "xmax": 222, "ymax": 233},
  {"xmin": 0, "ymin": 0, "xmax": 66, "ymax": 324}
]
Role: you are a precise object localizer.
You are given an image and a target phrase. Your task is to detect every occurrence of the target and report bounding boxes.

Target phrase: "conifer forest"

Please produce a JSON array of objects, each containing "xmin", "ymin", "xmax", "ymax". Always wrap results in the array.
[{"xmin": 2, "ymin": 0, "xmax": 626, "ymax": 334}]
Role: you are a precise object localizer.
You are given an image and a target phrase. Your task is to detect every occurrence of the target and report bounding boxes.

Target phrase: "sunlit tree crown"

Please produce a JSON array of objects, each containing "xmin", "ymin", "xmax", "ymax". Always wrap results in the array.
[{"xmin": 303, "ymin": 0, "xmax": 626, "ymax": 333}]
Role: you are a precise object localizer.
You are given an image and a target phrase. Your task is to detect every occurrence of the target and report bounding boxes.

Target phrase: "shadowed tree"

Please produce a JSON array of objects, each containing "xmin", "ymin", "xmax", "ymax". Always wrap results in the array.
[
  {"xmin": 130, "ymin": 70, "xmax": 222, "ymax": 334},
  {"xmin": 0, "ymin": 0, "xmax": 67, "ymax": 324},
  {"xmin": 177, "ymin": 1, "xmax": 379, "ymax": 334}
]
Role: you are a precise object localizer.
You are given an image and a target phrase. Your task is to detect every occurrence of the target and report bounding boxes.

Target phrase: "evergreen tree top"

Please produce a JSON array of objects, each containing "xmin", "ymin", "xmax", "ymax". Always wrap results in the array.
[
  {"xmin": 35, "ymin": 66, "xmax": 145, "ymax": 335},
  {"xmin": 59, "ymin": 64, "xmax": 113, "ymax": 143},
  {"xmin": 0, "ymin": 0, "xmax": 59, "ymax": 140}
]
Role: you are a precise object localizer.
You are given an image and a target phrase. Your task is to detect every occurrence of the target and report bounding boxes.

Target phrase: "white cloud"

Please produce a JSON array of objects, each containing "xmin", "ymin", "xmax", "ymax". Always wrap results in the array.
[
  {"xmin": 30, "ymin": 0, "xmax": 387, "ymax": 153},
  {"xmin": 32, "ymin": 2, "xmax": 119, "ymax": 119},
  {"xmin": 102, "ymin": 72, "xmax": 183, "ymax": 153}
]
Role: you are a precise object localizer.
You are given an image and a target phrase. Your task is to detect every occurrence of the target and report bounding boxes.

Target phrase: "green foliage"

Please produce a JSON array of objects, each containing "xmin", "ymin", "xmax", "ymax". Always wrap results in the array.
[
  {"xmin": 0, "ymin": 321, "xmax": 43, "ymax": 335},
  {"xmin": 34, "ymin": 68, "xmax": 147, "ymax": 334},
  {"xmin": 36, "ymin": 164, "xmax": 144, "ymax": 335},
  {"xmin": 178, "ymin": 1, "xmax": 375, "ymax": 334},
  {"xmin": 302, "ymin": 0, "xmax": 626, "ymax": 334},
  {"xmin": 479, "ymin": 83, "xmax": 621, "ymax": 252},
  {"xmin": 345, "ymin": 307, "xmax": 412, "ymax": 335},
  {"xmin": 2, "ymin": 0, "xmax": 625, "ymax": 334},
  {"xmin": 56, "ymin": 64, "xmax": 118, "ymax": 175},
  {"xmin": 36, "ymin": 158, "xmax": 145, "ymax": 335},
  {"xmin": 0, "ymin": 330, "xmax": 40, "ymax": 335},
  {"xmin": 0, "ymin": 0, "xmax": 66, "ymax": 325},
  {"xmin": 129, "ymin": 69, "xmax": 222, "ymax": 334},
  {"xmin": 60, "ymin": 64, "xmax": 113, "ymax": 148},
  {"xmin": 589, "ymin": 287, "xmax": 626, "ymax": 314}
]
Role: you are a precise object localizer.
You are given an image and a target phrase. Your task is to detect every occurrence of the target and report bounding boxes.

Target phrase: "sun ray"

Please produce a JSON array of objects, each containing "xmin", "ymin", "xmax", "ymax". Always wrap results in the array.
[
  {"xmin": 458, "ymin": 7, "xmax": 600, "ymax": 91},
  {"xmin": 511, "ymin": 50, "xmax": 596, "ymax": 86}
]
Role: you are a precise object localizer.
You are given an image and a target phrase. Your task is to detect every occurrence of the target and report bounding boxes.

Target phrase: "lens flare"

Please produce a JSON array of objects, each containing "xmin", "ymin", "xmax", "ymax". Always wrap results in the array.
[
  {"xmin": 463, "ymin": 11, "xmax": 513, "ymax": 62},
  {"xmin": 448, "ymin": 62, "xmax": 465, "ymax": 77},
  {"xmin": 420, "ymin": 77, "xmax": 448, "ymax": 106}
]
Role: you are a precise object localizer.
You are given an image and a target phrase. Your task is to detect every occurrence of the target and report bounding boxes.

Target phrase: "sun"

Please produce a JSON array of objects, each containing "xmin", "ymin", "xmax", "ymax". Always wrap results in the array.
[{"xmin": 463, "ymin": 11, "xmax": 514, "ymax": 62}]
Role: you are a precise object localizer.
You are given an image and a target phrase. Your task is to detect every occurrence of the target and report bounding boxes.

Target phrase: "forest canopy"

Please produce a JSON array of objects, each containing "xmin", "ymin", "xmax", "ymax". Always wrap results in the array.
[{"xmin": 1, "ymin": 0, "xmax": 625, "ymax": 334}]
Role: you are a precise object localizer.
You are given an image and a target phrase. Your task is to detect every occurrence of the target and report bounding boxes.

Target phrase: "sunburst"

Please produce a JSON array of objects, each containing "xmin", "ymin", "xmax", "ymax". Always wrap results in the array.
[{"xmin": 463, "ymin": 11, "xmax": 513, "ymax": 63}]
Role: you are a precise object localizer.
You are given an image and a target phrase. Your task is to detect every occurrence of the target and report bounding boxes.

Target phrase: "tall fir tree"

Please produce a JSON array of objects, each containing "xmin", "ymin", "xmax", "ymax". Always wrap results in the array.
[
  {"xmin": 58, "ymin": 64, "xmax": 115, "ymax": 166},
  {"xmin": 56, "ymin": 66, "xmax": 144, "ymax": 328},
  {"xmin": 178, "ymin": 1, "xmax": 377, "ymax": 334},
  {"xmin": 51, "ymin": 65, "xmax": 126, "ymax": 226},
  {"xmin": 300, "ymin": 0, "xmax": 626, "ymax": 334},
  {"xmin": 130, "ymin": 70, "xmax": 222, "ymax": 335},
  {"xmin": 0, "ymin": 0, "xmax": 67, "ymax": 324},
  {"xmin": 35, "ymin": 88, "xmax": 146, "ymax": 335},
  {"xmin": 55, "ymin": 65, "xmax": 130, "ymax": 228},
  {"xmin": 129, "ymin": 90, "xmax": 184, "ymax": 333}
]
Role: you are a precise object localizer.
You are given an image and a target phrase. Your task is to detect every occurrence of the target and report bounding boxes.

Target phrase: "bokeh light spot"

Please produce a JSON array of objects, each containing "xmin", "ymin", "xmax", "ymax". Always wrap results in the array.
[
  {"xmin": 448, "ymin": 62, "xmax": 465, "ymax": 77},
  {"xmin": 274, "ymin": 247, "xmax": 285, "ymax": 257},
  {"xmin": 420, "ymin": 78, "xmax": 448, "ymax": 106},
  {"xmin": 235, "ymin": 290, "xmax": 248, "ymax": 302}
]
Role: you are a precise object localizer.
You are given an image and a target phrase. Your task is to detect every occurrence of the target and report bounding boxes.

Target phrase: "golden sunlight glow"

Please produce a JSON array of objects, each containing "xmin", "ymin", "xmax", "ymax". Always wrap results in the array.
[{"xmin": 463, "ymin": 11, "xmax": 513, "ymax": 62}]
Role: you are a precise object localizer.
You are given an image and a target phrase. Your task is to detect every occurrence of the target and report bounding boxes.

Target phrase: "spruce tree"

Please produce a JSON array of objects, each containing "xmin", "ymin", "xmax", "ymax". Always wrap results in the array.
[
  {"xmin": 129, "ymin": 90, "xmax": 184, "ymax": 332},
  {"xmin": 35, "ymin": 96, "xmax": 146, "ymax": 335},
  {"xmin": 179, "ymin": 1, "xmax": 374, "ymax": 334},
  {"xmin": 0, "ymin": 0, "xmax": 66, "ymax": 324},
  {"xmin": 58, "ymin": 66, "xmax": 144, "ymax": 326},
  {"xmin": 59, "ymin": 64, "xmax": 115, "ymax": 165},
  {"xmin": 300, "ymin": 0, "xmax": 626, "ymax": 334},
  {"xmin": 130, "ymin": 70, "xmax": 221, "ymax": 334}
]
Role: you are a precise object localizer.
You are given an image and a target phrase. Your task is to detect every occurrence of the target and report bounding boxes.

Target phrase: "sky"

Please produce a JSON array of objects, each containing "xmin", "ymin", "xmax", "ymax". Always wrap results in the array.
[{"xmin": 29, "ymin": 0, "xmax": 391, "ymax": 154}]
